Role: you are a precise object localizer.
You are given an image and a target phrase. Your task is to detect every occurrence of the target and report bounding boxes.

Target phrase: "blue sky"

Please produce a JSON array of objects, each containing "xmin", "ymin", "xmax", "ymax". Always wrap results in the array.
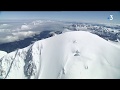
[{"xmin": 0, "ymin": 11, "xmax": 120, "ymax": 24}]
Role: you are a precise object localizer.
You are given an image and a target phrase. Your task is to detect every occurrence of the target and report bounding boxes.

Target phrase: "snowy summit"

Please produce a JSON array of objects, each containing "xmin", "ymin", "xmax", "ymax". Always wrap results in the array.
[{"xmin": 0, "ymin": 31, "xmax": 120, "ymax": 79}]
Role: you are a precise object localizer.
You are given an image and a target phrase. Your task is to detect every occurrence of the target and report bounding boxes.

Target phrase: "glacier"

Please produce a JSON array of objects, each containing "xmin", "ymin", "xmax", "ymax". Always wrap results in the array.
[{"xmin": 0, "ymin": 31, "xmax": 120, "ymax": 79}]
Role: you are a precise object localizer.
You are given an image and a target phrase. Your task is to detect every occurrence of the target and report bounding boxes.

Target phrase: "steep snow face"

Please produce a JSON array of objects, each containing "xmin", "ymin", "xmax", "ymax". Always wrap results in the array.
[{"xmin": 0, "ymin": 31, "xmax": 120, "ymax": 79}]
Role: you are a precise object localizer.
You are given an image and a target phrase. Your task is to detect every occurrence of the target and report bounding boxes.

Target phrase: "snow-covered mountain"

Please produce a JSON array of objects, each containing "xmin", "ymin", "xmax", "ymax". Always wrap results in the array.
[
  {"xmin": 0, "ymin": 51, "xmax": 7, "ymax": 59},
  {"xmin": 66, "ymin": 23, "xmax": 120, "ymax": 42},
  {"xmin": 0, "ymin": 31, "xmax": 120, "ymax": 79}
]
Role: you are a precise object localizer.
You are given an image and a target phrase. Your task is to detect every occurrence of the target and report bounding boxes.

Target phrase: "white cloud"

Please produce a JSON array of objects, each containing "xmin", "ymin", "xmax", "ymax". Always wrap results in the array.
[
  {"xmin": 2, "ymin": 24, "xmax": 8, "ymax": 26},
  {"xmin": 0, "ymin": 24, "xmax": 11, "ymax": 29},
  {"xmin": 0, "ymin": 19, "xmax": 65, "ymax": 44},
  {"xmin": 12, "ymin": 31, "xmax": 36, "ymax": 38},
  {"xmin": 0, "ymin": 29, "xmax": 11, "ymax": 32},
  {"xmin": 0, "ymin": 35, "xmax": 19, "ymax": 44},
  {"xmin": 0, "ymin": 31, "xmax": 36, "ymax": 44},
  {"xmin": 31, "ymin": 20, "xmax": 43, "ymax": 25},
  {"xmin": 0, "ymin": 20, "xmax": 39, "ymax": 44},
  {"xmin": 21, "ymin": 25, "xmax": 31, "ymax": 30}
]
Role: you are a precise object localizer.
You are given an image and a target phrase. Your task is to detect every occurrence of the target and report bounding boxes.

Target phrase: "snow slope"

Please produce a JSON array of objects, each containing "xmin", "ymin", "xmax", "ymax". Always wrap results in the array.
[
  {"xmin": 0, "ymin": 31, "xmax": 120, "ymax": 79},
  {"xmin": 0, "ymin": 51, "xmax": 7, "ymax": 59}
]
